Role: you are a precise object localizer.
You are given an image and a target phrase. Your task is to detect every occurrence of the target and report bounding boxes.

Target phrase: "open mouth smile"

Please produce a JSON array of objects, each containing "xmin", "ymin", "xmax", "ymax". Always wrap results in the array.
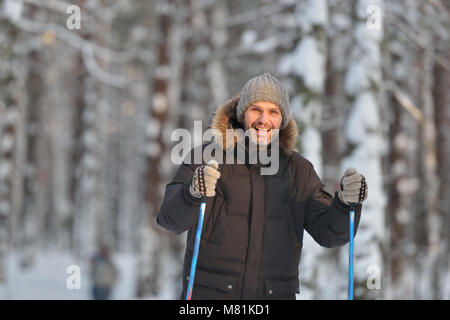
[{"xmin": 253, "ymin": 126, "xmax": 272, "ymax": 133}]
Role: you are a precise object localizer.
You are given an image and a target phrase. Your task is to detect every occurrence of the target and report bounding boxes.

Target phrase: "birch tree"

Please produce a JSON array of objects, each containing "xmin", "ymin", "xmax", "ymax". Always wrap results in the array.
[
  {"xmin": 343, "ymin": 0, "xmax": 385, "ymax": 299},
  {"xmin": 0, "ymin": 17, "xmax": 21, "ymax": 283},
  {"xmin": 137, "ymin": 0, "xmax": 179, "ymax": 298},
  {"xmin": 279, "ymin": 0, "xmax": 329, "ymax": 299}
]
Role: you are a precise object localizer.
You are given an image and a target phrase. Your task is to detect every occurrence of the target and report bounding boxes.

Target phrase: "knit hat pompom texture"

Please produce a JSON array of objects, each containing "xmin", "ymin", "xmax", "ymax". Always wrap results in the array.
[{"xmin": 236, "ymin": 72, "xmax": 290, "ymax": 130}]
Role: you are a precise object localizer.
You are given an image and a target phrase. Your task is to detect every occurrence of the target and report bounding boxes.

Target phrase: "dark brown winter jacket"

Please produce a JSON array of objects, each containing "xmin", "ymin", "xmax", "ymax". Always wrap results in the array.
[{"xmin": 157, "ymin": 95, "xmax": 362, "ymax": 300}]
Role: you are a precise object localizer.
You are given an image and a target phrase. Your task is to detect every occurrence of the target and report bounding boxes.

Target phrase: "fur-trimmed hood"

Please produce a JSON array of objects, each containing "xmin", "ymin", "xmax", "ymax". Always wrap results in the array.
[{"xmin": 210, "ymin": 94, "xmax": 299, "ymax": 155}]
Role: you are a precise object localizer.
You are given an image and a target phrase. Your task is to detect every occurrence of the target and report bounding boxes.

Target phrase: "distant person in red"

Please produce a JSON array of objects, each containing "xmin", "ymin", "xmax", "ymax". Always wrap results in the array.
[{"xmin": 90, "ymin": 244, "xmax": 118, "ymax": 300}]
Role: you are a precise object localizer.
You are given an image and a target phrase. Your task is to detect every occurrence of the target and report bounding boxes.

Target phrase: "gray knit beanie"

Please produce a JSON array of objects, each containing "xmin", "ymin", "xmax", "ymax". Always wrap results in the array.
[{"xmin": 236, "ymin": 72, "xmax": 290, "ymax": 129}]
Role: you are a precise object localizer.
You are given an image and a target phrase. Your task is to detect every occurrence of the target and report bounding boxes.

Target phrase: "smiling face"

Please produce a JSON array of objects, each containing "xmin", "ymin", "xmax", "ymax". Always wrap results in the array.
[{"xmin": 243, "ymin": 101, "xmax": 283, "ymax": 145}]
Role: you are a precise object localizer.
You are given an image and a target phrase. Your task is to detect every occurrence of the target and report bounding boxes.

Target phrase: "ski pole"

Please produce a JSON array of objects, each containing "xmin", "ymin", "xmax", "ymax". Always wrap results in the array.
[
  {"xmin": 186, "ymin": 198, "xmax": 206, "ymax": 300},
  {"xmin": 348, "ymin": 202, "xmax": 356, "ymax": 300}
]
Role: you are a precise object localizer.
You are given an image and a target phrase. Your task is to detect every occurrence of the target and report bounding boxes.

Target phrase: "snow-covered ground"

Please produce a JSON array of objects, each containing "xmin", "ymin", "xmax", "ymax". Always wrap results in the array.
[{"xmin": 0, "ymin": 250, "xmax": 139, "ymax": 300}]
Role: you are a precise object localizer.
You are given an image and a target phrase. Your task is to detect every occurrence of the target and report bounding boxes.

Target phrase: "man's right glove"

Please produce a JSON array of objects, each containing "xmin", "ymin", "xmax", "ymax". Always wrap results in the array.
[{"xmin": 189, "ymin": 160, "xmax": 221, "ymax": 198}]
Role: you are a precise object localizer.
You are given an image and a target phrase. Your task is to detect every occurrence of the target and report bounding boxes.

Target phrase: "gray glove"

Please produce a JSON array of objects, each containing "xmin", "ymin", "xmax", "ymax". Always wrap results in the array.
[
  {"xmin": 338, "ymin": 168, "xmax": 368, "ymax": 205},
  {"xmin": 189, "ymin": 160, "xmax": 221, "ymax": 198}
]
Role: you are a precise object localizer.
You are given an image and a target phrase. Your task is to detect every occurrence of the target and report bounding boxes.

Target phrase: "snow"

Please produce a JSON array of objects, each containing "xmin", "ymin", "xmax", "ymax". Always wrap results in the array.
[
  {"xmin": 345, "ymin": 24, "xmax": 382, "ymax": 96},
  {"xmin": 356, "ymin": 0, "xmax": 384, "ymax": 29},
  {"xmin": 146, "ymin": 141, "xmax": 162, "ymax": 158},
  {"xmin": 81, "ymin": 153, "xmax": 97, "ymax": 171},
  {"xmin": 0, "ymin": 250, "xmax": 139, "ymax": 299},
  {"xmin": 252, "ymin": 37, "xmax": 278, "ymax": 54},
  {"xmin": 331, "ymin": 13, "xmax": 352, "ymax": 32},
  {"xmin": 282, "ymin": 36, "xmax": 325, "ymax": 93},
  {"xmin": 302, "ymin": 127, "xmax": 322, "ymax": 176},
  {"xmin": 1, "ymin": 0, "xmax": 23, "ymax": 22},
  {"xmin": 82, "ymin": 130, "xmax": 97, "ymax": 149},
  {"xmin": 288, "ymin": 96, "xmax": 303, "ymax": 119},
  {"xmin": 295, "ymin": 0, "xmax": 328, "ymax": 32},
  {"xmin": 345, "ymin": 62, "xmax": 368, "ymax": 96},
  {"xmin": 0, "ymin": 161, "xmax": 12, "ymax": 179},
  {"xmin": 155, "ymin": 65, "xmax": 171, "ymax": 81},
  {"xmin": 1, "ymin": 133, "xmax": 14, "ymax": 152},
  {"xmin": 345, "ymin": 92, "xmax": 380, "ymax": 146},
  {"xmin": 111, "ymin": 252, "xmax": 139, "ymax": 300},
  {"xmin": 152, "ymin": 93, "xmax": 168, "ymax": 114},
  {"xmin": 396, "ymin": 177, "xmax": 419, "ymax": 196},
  {"xmin": 297, "ymin": 232, "xmax": 329, "ymax": 300},
  {"xmin": 146, "ymin": 118, "xmax": 161, "ymax": 139},
  {"xmin": 0, "ymin": 201, "xmax": 10, "ymax": 214},
  {"xmin": 240, "ymin": 30, "xmax": 257, "ymax": 47}
]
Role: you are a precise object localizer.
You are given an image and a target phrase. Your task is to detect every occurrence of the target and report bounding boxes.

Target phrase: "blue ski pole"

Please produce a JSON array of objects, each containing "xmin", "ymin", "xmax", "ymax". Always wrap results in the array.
[
  {"xmin": 186, "ymin": 198, "xmax": 206, "ymax": 300},
  {"xmin": 348, "ymin": 202, "xmax": 356, "ymax": 300}
]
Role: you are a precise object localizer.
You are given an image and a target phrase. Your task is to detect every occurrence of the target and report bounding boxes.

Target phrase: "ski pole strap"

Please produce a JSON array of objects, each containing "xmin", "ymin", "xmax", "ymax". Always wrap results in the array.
[
  {"xmin": 359, "ymin": 176, "xmax": 366, "ymax": 203},
  {"xmin": 198, "ymin": 167, "xmax": 206, "ymax": 196}
]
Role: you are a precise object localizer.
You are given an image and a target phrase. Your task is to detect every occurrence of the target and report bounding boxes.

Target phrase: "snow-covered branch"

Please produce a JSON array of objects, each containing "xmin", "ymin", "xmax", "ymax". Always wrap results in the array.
[
  {"xmin": 222, "ymin": 1, "xmax": 295, "ymax": 28},
  {"xmin": 22, "ymin": 0, "xmax": 132, "ymax": 25},
  {"xmin": 220, "ymin": 31, "xmax": 300, "ymax": 60},
  {"xmin": 425, "ymin": 0, "xmax": 450, "ymax": 18},
  {"xmin": 393, "ymin": 90, "xmax": 424, "ymax": 123},
  {"xmin": 23, "ymin": 0, "xmax": 75, "ymax": 14},
  {"xmin": 1, "ymin": 14, "xmax": 133, "ymax": 88},
  {"xmin": 82, "ymin": 45, "xmax": 129, "ymax": 89},
  {"xmin": 1, "ymin": 0, "xmax": 154, "ymax": 66},
  {"xmin": 387, "ymin": 12, "xmax": 450, "ymax": 71}
]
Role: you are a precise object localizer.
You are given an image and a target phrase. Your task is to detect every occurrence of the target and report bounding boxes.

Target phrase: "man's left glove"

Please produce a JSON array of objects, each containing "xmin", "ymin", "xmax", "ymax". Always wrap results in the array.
[
  {"xmin": 338, "ymin": 168, "xmax": 368, "ymax": 205},
  {"xmin": 189, "ymin": 160, "xmax": 221, "ymax": 198}
]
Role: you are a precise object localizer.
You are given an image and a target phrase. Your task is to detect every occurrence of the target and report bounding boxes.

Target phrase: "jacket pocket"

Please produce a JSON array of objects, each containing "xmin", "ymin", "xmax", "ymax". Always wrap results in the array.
[
  {"xmin": 264, "ymin": 278, "xmax": 300, "ymax": 300},
  {"xmin": 188, "ymin": 268, "xmax": 239, "ymax": 300}
]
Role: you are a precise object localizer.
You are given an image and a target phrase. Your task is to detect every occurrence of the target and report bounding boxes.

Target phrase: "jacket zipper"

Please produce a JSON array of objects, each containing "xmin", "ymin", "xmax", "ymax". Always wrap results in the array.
[{"xmin": 240, "ymin": 164, "xmax": 253, "ymax": 299}]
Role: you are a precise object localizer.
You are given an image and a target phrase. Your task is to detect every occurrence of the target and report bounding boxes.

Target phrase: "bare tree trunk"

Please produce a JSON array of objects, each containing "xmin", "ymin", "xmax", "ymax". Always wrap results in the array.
[
  {"xmin": 430, "ymin": 0, "xmax": 450, "ymax": 300},
  {"xmin": 413, "ymin": 2, "xmax": 440, "ymax": 300},
  {"xmin": 317, "ymin": 0, "xmax": 355, "ymax": 300},
  {"xmin": 323, "ymin": 0, "xmax": 350, "ymax": 190},
  {"xmin": 432, "ymin": 43, "xmax": 450, "ymax": 300},
  {"xmin": 383, "ymin": 0, "xmax": 419, "ymax": 299},
  {"xmin": 70, "ymin": 51, "xmax": 88, "ymax": 257}
]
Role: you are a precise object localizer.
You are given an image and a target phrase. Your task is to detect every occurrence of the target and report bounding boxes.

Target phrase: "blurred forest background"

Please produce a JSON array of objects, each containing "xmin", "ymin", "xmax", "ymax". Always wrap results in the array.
[{"xmin": 0, "ymin": 0, "xmax": 449, "ymax": 299}]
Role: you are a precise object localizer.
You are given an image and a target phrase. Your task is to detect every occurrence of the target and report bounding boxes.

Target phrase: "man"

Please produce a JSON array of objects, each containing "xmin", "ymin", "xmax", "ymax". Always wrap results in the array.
[
  {"xmin": 90, "ymin": 244, "xmax": 118, "ymax": 300},
  {"xmin": 157, "ymin": 73, "xmax": 368, "ymax": 300}
]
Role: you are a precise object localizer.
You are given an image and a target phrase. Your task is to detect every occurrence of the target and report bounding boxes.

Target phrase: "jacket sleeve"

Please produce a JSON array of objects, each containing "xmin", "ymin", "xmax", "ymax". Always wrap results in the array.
[
  {"xmin": 156, "ymin": 162, "xmax": 203, "ymax": 235},
  {"xmin": 303, "ymin": 162, "xmax": 362, "ymax": 248}
]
